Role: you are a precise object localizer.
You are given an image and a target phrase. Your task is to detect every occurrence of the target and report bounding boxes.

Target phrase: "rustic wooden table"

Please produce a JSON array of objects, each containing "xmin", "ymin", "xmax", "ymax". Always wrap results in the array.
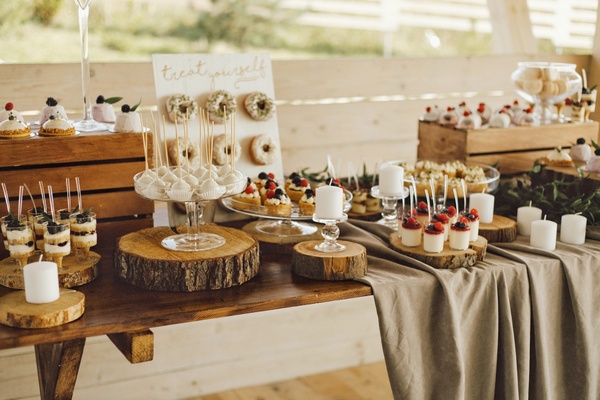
[{"xmin": 0, "ymin": 246, "xmax": 372, "ymax": 399}]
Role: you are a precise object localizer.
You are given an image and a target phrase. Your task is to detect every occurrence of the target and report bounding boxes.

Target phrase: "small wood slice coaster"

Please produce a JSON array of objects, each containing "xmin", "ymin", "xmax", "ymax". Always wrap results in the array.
[
  {"xmin": 389, "ymin": 234, "xmax": 487, "ymax": 269},
  {"xmin": 0, "ymin": 288, "xmax": 85, "ymax": 329},
  {"xmin": 292, "ymin": 240, "xmax": 367, "ymax": 280},
  {"xmin": 0, "ymin": 252, "xmax": 100, "ymax": 290},
  {"xmin": 115, "ymin": 226, "xmax": 260, "ymax": 292},
  {"xmin": 478, "ymin": 215, "xmax": 518, "ymax": 243}
]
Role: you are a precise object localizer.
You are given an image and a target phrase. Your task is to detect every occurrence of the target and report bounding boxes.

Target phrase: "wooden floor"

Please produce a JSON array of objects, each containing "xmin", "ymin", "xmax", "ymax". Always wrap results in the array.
[{"xmin": 190, "ymin": 362, "xmax": 393, "ymax": 400}]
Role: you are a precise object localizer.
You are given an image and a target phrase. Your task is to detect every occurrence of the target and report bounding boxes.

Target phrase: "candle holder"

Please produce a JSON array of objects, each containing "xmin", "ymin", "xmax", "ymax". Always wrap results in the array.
[
  {"xmin": 370, "ymin": 186, "xmax": 409, "ymax": 230},
  {"xmin": 312, "ymin": 213, "xmax": 348, "ymax": 252}
]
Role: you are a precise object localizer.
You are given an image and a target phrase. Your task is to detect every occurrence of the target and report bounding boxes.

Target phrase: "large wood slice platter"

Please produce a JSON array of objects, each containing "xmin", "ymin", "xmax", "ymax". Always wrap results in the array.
[
  {"xmin": 0, "ymin": 288, "xmax": 85, "ymax": 329},
  {"xmin": 292, "ymin": 240, "xmax": 367, "ymax": 280},
  {"xmin": 478, "ymin": 215, "xmax": 518, "ymax": 243},
  {"xmin": 0, "ymin": 252, "xmax": 100, "ymax": 290},
  {"xmin": 389, "ymin": 234, "xmax": 487, "ymax": 269},
  {"xmin": 115, "ymin": 226, "xmax": 260, "ymax": 292}
]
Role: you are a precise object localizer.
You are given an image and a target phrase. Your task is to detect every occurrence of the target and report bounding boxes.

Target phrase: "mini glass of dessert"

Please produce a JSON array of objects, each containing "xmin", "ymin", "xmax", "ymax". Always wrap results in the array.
[
  {"xmin": 461, "ymin": 209, "xmax": 480, "ymax": 242},
  {"xmin": 423, "ymin": 222, "xmax": 445, "ymax": 253},
  {"xmin": 430, "ymin": 212, "xmax": 450, "ymax": 241},
  {"xmin": 69, "ymin": 209, "xmax": 97, "ymax": 258},
  {"xmin": 0, "ymin": 215, "xmax": 10, "ymax": 251},
  {"xmin": 44, "ymin": 220, "xmax": 71, "ymax": 268},
  {"xmin": 5, "ymin": 215, "xmax": 35, "ymax": 267},
  {"xmin": 27, "ymin": 208, "xmax": 47, "ymax": 251},
  {"xmin": 449, "ymin": 218, "xmax": 471, "ymax": 251},
  {"xmin": 401, "ymin": 216, "xmax": 422, "ymax": 247}
]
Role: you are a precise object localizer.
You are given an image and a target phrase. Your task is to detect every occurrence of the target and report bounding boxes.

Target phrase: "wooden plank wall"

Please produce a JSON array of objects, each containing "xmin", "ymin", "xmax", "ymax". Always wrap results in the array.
[{"xmin": 0, "ymin": 53, "xmax": 595, "ymax": 398}]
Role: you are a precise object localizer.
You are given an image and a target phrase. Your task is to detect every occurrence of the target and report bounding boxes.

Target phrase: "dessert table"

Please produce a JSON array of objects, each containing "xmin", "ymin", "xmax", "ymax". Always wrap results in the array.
[{"xmin": 0, "ymin": 219, "xmax": 599, "ymax": 399}]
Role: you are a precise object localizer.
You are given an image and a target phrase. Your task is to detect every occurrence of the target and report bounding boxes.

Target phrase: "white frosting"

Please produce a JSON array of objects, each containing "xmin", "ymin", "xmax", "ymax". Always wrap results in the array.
[
  {"xmin": 0, "ymin": 109, "xmax": 24, "ymax": 123},
  {"xmin": 570, "ymin": 144, "xmax": 593, "ymax": 162},
  {"xmin": 0, "ymin": 118, "xmax": 29, "ymax": 132},
  {"xmin": 586, "ymin": 155, "xmax": 600, "ymax": 172},
  {"xmin": 42, "ymin": 117, "xmax": 74, "ymax": 131},
  {"xmin": 40, "ymin": 105, "xmax": 68, "ymax": 125},
  {"xmin": 114, "ymin": 111, "xmax": 143, "ymax": 133},
  {"xmin": 92, "ymin": 103, "xmax": 116, "ymax": 123}
]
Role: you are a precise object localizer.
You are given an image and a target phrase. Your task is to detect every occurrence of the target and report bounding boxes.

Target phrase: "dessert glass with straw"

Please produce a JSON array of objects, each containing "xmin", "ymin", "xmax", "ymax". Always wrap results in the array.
[
  {"xmin": 69, "ymin": 178, "xmax": 97, "ymax": 259},
  {"xmin": 44, "ymin": 186, "xmax": 71, "ymax": 268}
]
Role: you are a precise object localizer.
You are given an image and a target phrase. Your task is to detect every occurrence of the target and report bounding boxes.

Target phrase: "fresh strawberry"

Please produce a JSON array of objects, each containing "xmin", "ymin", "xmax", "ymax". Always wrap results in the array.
[
  {"xmin": 300, "ymin": 178, "xmax": 309, "ymax": 187},
  {"xmin": 436, "ymin": 213, "xmax": 449, "ymax": 223},
  {"xmin": 268, "ymin": 172, "xmax": 275, "ymax": 180},
  {"xmin": 268, "ymin": 181, "xmax": 277, "ymax": 190},
  {"xmin": 266, "ymin": 190, "xmax": 275, "ymax": 199},
  {"xmin": 426, "ymin": 106, "xmax": 432, "ymax": 112},
  {"xmin": 244, "ymin": 185, "xmax": 254, "ymax": 194},
  {"xmin": 5, "ymin": 102, "xmax": 13, "ymax": 111},
  {"xmin": 470, "ymin": 208, "xmax": 479, "ymax": 217},
  {"xmin": 447, "ymin": 205, "xmax": 456, "ymax": 215},
  {"xmin": 417, "ymin": 201, "xmax": 428, "ymax": 209},
  {"xmin": 434, "ymin": 222, "xmax": 444, "ymax": 232},
  {"xmin": 463, "ymin": 110, "xmax": 470, "ymax": 117}
]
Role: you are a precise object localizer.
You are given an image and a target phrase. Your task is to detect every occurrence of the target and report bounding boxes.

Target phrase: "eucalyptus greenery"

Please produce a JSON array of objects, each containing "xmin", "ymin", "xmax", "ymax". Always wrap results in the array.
[{"xmin": 494, "ymin": 163, "xmax": 600, "ymax": 225}]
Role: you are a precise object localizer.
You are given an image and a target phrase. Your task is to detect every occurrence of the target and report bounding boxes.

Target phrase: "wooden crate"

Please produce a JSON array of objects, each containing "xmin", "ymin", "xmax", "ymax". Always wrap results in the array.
[
  {"xmin": 417, "ymin": 120, "xmax": 600, "ymax": 175},
  {"xmin": 0, "ymin": 131, "xmax": 154, "ymax": 258}
]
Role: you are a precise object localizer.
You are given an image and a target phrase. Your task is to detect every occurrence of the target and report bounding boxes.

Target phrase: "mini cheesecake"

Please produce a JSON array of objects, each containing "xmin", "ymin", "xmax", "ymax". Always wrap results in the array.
[
  {"xmin": 461, "ymin": 209, "xmax": 480, "ymax": 242},
  {"xmin": 449, "ymin": 218, "xmax": 470, "ymax": 250},
  {"xmin": 423, "ymin": 222, "xmax": 445, "ymax": 253},
  {"xmin": 401, "ymin": 216, "xmax": 422, "ymax": 247},
  {"xmin": 431, "ymin": 213, "xmax": 450, "ymax": 241},
  {"xmin": 414, "ymin": 201, "xmax": 430, "ymax": 228}
]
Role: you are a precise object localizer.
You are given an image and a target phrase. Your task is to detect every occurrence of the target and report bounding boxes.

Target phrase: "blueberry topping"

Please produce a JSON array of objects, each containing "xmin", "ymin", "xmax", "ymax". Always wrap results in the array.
[
  {"xmin": 577, "ymin": 138, "xmax": 586, "ymax": 145},
  {"xmin": 292, "ymin": 176, "xmax": 302, "ymax": 185},
  {"xmin": 304, "ymin": 188, "xmax": 314, "ymax": 198},
  {"xmin": 595, "ymin": 148, "xmax": 600, "ymax": 156},
  {"xmin": 258, "ymin": 172, "xmax": 268, "ymax": 179},
  {"xmin": 121, "ymin": 104, "xmax": 131, "ymax": 113},
  {"xmin": 289, "ymin": 172, "xmax": 300, "ymax": 179},
  {"xmin": 275, "ymin": 188, "xmax": 284, "ymax": 196},
  {"xmin": 96, "ymin": 95, "xmax": 105, "ymax": 104},
  {"xmin": 46, "ymin": 97, "xmax": 58, "ymax": 106}
]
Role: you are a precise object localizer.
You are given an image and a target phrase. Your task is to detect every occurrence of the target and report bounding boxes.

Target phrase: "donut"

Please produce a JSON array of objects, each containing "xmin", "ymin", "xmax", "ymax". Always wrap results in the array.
[
  {"xmin": 250, "ymin": 134, "xmax": 278, "ymax": 165},
  {"xmin": 206, "ymin": 90, "xmax": 236, "ymax": 124},
  {"xmin": 244, "ymin": 92, "xmax": 275, "ymax": 121},
  {"xmin": 167, "ymin": 137, "xmax": 200, "ymax": 169},
  {"xmin": 166, "ymin": 94, "xmax": 198, "ymax": 123},
  {"xmin": 212, "ymin": 134, "xmax": 241, "ymax": 166}
]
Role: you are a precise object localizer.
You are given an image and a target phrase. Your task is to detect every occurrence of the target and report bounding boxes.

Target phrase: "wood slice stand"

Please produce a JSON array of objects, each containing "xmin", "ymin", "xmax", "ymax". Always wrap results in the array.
[
  {"xmin": 0, "ymin": 252, "xmax": 100, "ymax": 289},
  {"xmin": 115, "ymin": 226, "xmax": 260, "ymax": 292},
  {"xmin": 292, "ymin": 240, "xmax": 367, "ymax": 280},
  {"xmin": 389, "ymin": 234, "xmax": 488, "ymax": 269},
  {"xmin": 242, "ymin": 220, "xmax": 323, "ymax": 254},
  {"xmin": 478, "ymin": 215, "xmax": 518, "ymax": 243},
  {"xmin": 0, "ymin": 288, "xmax": 85, "ymax": 329}
]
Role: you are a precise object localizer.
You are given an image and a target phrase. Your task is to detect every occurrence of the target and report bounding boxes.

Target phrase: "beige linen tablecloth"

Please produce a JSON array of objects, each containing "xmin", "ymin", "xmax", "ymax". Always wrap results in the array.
[{"xmin": 342, "ymin": 220, "xmax": 600, "ymax": 400}]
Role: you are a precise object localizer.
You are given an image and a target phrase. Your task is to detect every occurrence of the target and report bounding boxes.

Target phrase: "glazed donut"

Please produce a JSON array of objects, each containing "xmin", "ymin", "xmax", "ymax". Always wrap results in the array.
[
  {"xmin": 166, "ymin": 94, "xmax": 198, "ymax": 123},
  {"xmin": 212, "ymin": 134, "xmax": 241, "ymax": 166},
  {"xmin": 206, "ymin": 90, "xmax": 236, "ymax": 124},
  {"xmin": 167, "ymin": 137, "xmax": 200, "ymax": 169},
  {"xmin": 250, "ymin": 134, "xmax": 278, "ymax": 165},
  {"xmin": 244, "ymin": 92, "xmax": 275, "ymax": 121}
]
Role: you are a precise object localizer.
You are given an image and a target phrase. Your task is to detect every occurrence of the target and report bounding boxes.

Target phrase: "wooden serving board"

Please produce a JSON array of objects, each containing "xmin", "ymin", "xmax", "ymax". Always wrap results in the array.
[
  {"xmin": 389, "ymin": 234, "xmax": 487, "ymax": 269},
  {"xmin": 0, "ymin": 252, "xmax": 100, "ymax": 289},
  {"xmin": 0, "ymin": 288, "xmax": 84, "ymax": 329},
  {"xmin": 292, "ymin": 240, "xmax": 367, "ymax": 280},
  {"xmin": 478, "ymin": 215, "xmax": 518, "ymax": 243},
  {"xmin": 115, "ymin": 226, "xmax": 260, "ymax": 292}
]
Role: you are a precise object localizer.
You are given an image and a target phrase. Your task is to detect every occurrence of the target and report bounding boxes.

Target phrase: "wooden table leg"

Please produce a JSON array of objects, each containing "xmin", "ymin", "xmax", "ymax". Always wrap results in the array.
[{"xmin": 34, "ymin": 338, "xmax": 86, "ymax": 400}]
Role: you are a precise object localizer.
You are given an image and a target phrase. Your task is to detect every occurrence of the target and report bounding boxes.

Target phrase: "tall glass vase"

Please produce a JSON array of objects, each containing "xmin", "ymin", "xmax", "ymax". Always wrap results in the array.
[{"xmin": 73, "ymin": 0, "xmax": 106, "ymax": 132}]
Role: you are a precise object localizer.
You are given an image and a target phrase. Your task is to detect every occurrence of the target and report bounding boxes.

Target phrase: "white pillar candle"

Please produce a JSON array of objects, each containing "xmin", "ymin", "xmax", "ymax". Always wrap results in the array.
[
  {"xmin": 469, "ymin": 193, "xmax": 495, "ymax": 223},
  {"xmin": 23, "ymin": 261, "xmax": 60, "ymax": 304},
  {"xmin": 378, "ymin": 165, "xmax": 404, "ymax": 196},
  {"xmin": 560, "ymin": 214, "xmax": 587, "ymax": 245},
  {"xmin": 315, "ymin": 186, "xmax": 344, "ymax": 219},
  {"xmin": 530, "ymin": 220, "xmax": 557, "ymax": 251},
  {"xmin": 517, "ymin": 206, "xmax": 542, "ymax": 236}
]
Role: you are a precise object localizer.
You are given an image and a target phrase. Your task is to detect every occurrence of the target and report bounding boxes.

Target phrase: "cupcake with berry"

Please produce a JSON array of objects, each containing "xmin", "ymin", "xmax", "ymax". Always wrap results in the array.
[
  {"xmin": 449, "ymin": 217, "xmax": 470, "ymax": 250},
  {"xmin": 423, "ymin": 221, "xmax": 445, "ymax": 253},
  {"xmin": 570, "ymin": 138, "xmax": 593, "ymax": 162},
  {"xmin": 401, "ymin": 216, "xmax": 422, "ymax": 248}
]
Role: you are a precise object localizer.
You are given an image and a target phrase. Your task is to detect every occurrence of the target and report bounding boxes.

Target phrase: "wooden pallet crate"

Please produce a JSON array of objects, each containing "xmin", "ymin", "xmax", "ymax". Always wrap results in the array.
[
  {"xmin": 417, "ymin": 120, "xmax": 600, "ymax": 175},
  {"xmin": 0, "ymin": 131, "xmax": 154, "ymax": 258}
]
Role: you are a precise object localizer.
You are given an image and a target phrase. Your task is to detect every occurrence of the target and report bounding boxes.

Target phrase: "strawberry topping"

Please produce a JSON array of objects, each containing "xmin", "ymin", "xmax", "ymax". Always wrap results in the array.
[{"xmin": 5, "ymin": 102, "xmax": 13, "ymax": 111}]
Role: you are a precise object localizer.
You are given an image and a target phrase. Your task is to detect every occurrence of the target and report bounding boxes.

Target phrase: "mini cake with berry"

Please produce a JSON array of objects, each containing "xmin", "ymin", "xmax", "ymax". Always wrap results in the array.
[
  {"xmin": 114, "ymin": 104, "xmax": 143, "ymax": 133},
  {"xmin": 449, "ymin": 217, "xmax": 470, "ymax": 250},
  {"xmin": 543, "ymin": 147, "xmax": 574, "ymax": 167},
  {"xmin": 489, "ymin": 109, "xmax": 511, "ymax": 128},
  {"xmin": 570, "ymin": 138, "xmax": 593, "ymax": 162},
  {"xmin": 476, "ymin": 102, "xmax": 492, "ymax": 125},
  {"xmin": 0, "ymin": 115, "xmax": 32, "ymax": 138},
  {"xmin": 233, "ymin": 179, "xmax": 261, "ymax": 211},
  {"xmin": 423, "ymin": 221, "xmax": 445, "ymax": 253},
  {"xmin": 438, "ymin": 106, "xmax": 459, "ymax": 126},
  {"xmin": 401, "ymin": 216, "xmax": 422, "ymax": 248},
  {"xmin": 38, "ymin": 115, "xmax": 76, "ymax": 137},
  {"xmin": 40, "ymin": 97, "xmax": 68, "ymax": 125},
  {"xmin": 421, "ymin": 106, "xmax": 440, "ymax": 122},
  {"xmin": 92, "ymin": 95, "xmax": 121, "ymax": 123},
  {"xmin": 299, "ymin": 188, "xmax": 316, "ymax": 216},
  {"xmin": 586, "ymin": 148, "xmax": 600, "ymax": 172},
  {"xmin": 456, "ymin": 110, "xmax": 482, "ymax": 130},
  {"xmin": 515, "ymin": 108, "xmax": 538, "ymax": 126},
  {"xmin": 0, "ymin": 102, "xmax": 25, "ymax": 123},
  {"xmin": 286, "ymin": 176, "xmax": 309, "ymax": 202},
  {"xmin": 264, "ymin": 187, "xmax": 292, "ymax": 217}
]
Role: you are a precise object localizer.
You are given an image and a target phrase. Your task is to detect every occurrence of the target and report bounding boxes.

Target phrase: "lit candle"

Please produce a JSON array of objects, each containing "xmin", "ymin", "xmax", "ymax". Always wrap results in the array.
[
  {"xmin": 23, "ymin": 261, "xmax": 60, "ymax": 304},
  {"xmin": 315, "ymin": 186, "xmax": 344, "ymax": 219},
  {"xmin": 559, "ymin": 214, "xmax": 587, "ymax": 245},
  {"xmin": 530, "ymin": 219, "xmax": 557, "ymax": 251},
  {"xmin": 517, "ymin": 204, "xmax": 542, "ymax": 236},
  {"xmin": 378, "ymin": 165, "xmax": 404, "ymax": 196},
  {"xmin": 469, "ymin": 193, "xmax": 494, "ymax": 223}
]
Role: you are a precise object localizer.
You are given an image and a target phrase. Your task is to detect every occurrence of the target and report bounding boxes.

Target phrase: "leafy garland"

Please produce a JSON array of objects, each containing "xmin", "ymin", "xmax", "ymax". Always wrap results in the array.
[{"xmin": 493, "ymin": 162, "xmax": 600, "ymax": 225}]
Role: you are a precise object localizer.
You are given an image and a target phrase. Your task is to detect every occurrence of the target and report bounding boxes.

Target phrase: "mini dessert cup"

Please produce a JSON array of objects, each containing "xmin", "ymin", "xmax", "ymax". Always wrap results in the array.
[
  {"xmin": 27, "ymin": 208, "xmax": 47, "ymax": 251},
  {"xmin": 44, "ymin": 221, "xmax": 71, "ymax": 268},
  {"xmin": 6, "ymin": 219, "xmax": 35, "ymax": 267},
  {"xmin": 582, "ymin": 88, "xmax": 597, "ymax": 121},
  {"xmin": 431, "ymin": 213, "xmax": 450, "ymax": 241},
  {"xmin": 69, "ymin": 211, "xmax": 97, "ymax": 258},
  {"xmin": 461, "ymin": 209, "xmax": 480, "ymax": 242},
  {"xmin": 56, "ymin": 208, "xmax": 73, "ymax": 225},
  {"xmin": 449, "ymin": 219, "xmax": 470, "ymax": 251},
  {"xmin": 401, "ymin": 217, "xmax": 422, "ymax": 247},
  {"xmin": 0, "ymin": 215, "xmax": 10, "ymax": 250},
  {"xmin": 423, "ymin": 222, "xmax": 445, "ymax": 253}
]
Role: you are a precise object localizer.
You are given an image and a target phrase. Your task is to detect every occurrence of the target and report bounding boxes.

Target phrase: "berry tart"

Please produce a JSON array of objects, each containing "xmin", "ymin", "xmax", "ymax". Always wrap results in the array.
[
  {"xmin": 299, "ymin": 188, "xmax": 316, "ymax": 216},
  {"xmin": 264, "ymin": 187, "xmax": 292, "ymax": 217},
  {"xmin": 232, "ymin": 180, "xmax": 261, "ymax": 211},
  {"xmin": 286, "ymin": 176, "xmax": 310, "ymax": 202}
]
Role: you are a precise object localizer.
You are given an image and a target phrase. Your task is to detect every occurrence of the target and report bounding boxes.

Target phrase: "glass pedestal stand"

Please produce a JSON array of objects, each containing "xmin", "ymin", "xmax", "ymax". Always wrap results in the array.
[
  {"xmin": 370, "ymin": 186, "xmax": 410, "ymax": 231},
  {"xmin": 255, "ymin": 219, "xmax": 318, "ymax": 236},
  {"xmin": 312, "ymin": 214, "xmax": 348, "ymax": 252},
  {"xmin": 161, "ymin": 200, "xmax": 226, "ymax": 251}
]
